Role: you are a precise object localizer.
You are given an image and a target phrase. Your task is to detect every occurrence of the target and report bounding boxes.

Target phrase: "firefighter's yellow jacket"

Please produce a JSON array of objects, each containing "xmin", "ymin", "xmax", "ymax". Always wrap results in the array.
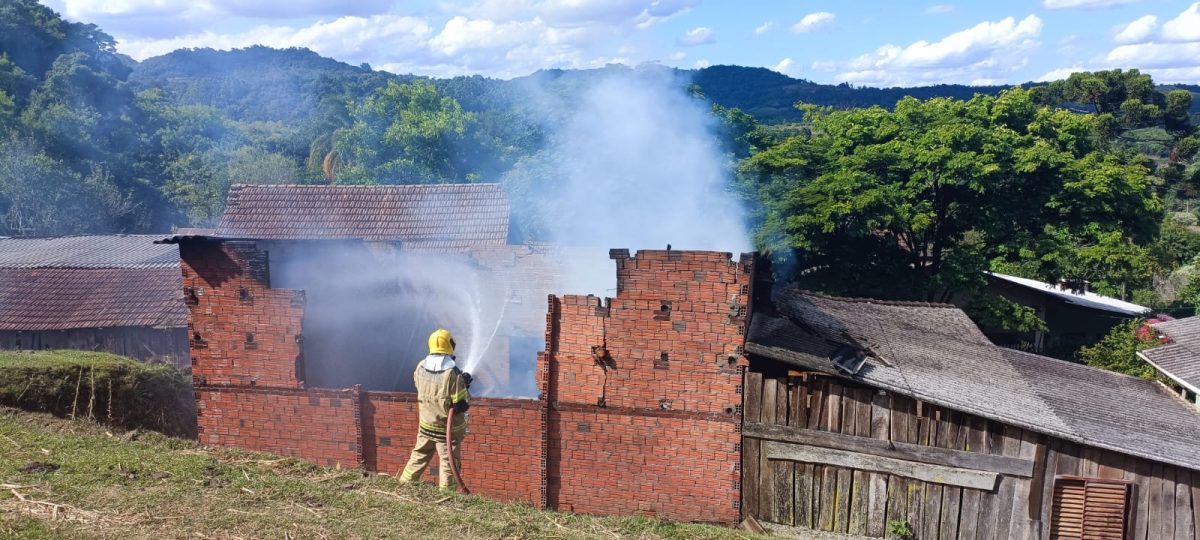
[{"xmin": 414, "ymin": 354, "xmax": 470, "ymax": 439}]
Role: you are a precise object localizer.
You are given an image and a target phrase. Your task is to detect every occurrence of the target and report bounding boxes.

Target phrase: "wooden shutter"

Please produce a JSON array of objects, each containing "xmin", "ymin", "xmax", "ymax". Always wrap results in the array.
[{"xmin": 1050, "ymin": 477, "xmax": 1131, "ymax": 540}]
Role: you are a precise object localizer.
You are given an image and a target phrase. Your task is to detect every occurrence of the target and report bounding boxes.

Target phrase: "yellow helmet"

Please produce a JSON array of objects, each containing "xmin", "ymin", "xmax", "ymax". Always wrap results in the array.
[{"xmin": 428, "ymin": 329, "xmax": 456, "ymax": 355}]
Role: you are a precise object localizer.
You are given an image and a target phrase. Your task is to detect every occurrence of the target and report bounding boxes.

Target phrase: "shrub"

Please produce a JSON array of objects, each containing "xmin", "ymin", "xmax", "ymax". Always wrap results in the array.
[
  {"xmin": 0, "ymin": 350, "xmax": 195, "ymax": 437},
  {"xmin": 1076, "ymin": 320, "xmax": 1160, "ymax": 379}
]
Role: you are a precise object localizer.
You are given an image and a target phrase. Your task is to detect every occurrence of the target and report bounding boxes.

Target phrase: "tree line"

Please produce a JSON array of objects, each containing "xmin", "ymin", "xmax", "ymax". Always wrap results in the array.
[{"xmin": 5, "ymin": 0, "xmax": 1200, "ymax": 356}]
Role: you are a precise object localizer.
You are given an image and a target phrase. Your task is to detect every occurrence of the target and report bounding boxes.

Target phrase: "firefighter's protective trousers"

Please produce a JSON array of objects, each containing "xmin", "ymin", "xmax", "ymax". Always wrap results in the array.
[{"xmin": 399, "ymin": 357, "xmax": 470, "ymax": 489}]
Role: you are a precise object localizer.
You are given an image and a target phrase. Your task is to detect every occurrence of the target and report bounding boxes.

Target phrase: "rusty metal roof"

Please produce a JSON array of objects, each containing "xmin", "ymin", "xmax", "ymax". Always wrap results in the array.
[
  {"xmin": 213, "ymin": 184, "xmax": 510, "ymax": 248},
  {"xmin": 748, "ymin": 289, "xmax": 1200, "ymax": 473},
  {"xmin": 0, "ymin": 267, "xmax": 186, "ymax": 330}
]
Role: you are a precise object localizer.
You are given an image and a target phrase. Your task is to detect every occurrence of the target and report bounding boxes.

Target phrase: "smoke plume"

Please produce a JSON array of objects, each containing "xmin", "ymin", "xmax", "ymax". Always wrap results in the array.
[{"xmin": 275, "ymin": 68, "xmax": 750, "ymax": 398}]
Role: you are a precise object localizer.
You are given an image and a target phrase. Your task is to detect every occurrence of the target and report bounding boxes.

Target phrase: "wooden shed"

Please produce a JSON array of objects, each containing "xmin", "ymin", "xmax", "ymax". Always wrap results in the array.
[
  {"xmin": 742, "ymin": 288, "xmax": 1200, "ymax": 539},
  {"xmin": 0, "ymin": 236, "xmax": 188, "ymax": 366}
]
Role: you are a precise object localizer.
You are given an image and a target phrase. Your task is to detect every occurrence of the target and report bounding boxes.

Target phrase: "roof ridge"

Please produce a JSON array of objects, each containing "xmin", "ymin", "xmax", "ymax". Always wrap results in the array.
[{"xmin": 792, "ymin": 289, "xmax": 959, "ymax": 309}]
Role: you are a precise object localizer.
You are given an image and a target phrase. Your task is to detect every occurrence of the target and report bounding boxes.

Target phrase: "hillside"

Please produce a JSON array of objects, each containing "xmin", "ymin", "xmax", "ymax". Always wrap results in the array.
[
  {"xmin": 128, "ymin": 46, "xmax": 410, "ymax": 123},
  {"xmin": 128, "ymin": 47, "xmax": 1016, "ymax": 124},
  {"xmin": 0, "ymin": 407, "xmax": 750, "ymax": 539}
]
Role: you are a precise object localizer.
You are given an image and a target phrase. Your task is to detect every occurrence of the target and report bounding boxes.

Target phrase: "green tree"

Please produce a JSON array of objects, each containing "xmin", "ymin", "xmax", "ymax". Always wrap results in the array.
[
  {"xmin": 1077, "ymin": 319, "xmax": 1158, "ymax": 379},
  {"xmin": 332, "ymin": 80, "xmax": 474, "ymax": 184},
  {"xmin": 741, "ymin": 89, "xmax": 1161, "ymax": 301}
]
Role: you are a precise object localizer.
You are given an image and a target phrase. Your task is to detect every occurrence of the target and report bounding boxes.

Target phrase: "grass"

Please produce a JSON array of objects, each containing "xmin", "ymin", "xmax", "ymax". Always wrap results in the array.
[
  {"xmin": 0, "ymin": 406, "xmax": 754, "ymax": 539},
  {"xmin": 0, "ymin": 350, "xmax": 194, "ymax": 437}
]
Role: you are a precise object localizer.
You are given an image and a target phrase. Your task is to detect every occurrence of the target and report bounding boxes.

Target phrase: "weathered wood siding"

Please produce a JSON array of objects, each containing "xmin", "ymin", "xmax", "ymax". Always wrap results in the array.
[
  {"xmin": 0, "ymin": 327, "xmax": 189, "ymax": 368},
  {"xmin": 742, "ymin": 371, "xmax": 1200, "ymax": 539}
]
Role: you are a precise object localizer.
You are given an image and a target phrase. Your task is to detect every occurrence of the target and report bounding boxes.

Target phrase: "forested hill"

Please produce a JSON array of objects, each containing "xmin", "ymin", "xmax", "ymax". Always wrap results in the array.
[
  {"xmin": 128, "ymin": 48, "xmax": 1012, "ymax": 124},
  {"xmin": 129, "ymin": 47, "xmax": 411, "ymax": 123},
  {"xmin": 690, "ymin": 65, "xmax": 1008, "ymax": 122}
]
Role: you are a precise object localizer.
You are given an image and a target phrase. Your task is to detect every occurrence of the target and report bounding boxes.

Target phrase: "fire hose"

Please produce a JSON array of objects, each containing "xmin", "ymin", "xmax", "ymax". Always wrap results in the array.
[{"xmin": 446, "ymin": 407, "xmax": 470, "ymax": 494}]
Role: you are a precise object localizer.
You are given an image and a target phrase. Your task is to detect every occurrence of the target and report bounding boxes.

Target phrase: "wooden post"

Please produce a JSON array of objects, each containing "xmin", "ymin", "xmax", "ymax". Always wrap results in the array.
[{"xmin": 742, "ymin": 371, "xmax": 763, "ymax": 519}]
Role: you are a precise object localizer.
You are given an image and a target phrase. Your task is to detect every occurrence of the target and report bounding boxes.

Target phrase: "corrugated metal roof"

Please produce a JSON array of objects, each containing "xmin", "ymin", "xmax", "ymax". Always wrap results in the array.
[
  {"xmin": 1143, "ymin": 317, "xmax": 1200, "ymax": 392},
  {"xmin": 988, "ymin": 272, "xmax": 1150, "ymax": 316},
  {"xmin": 747, "ymin": 289, "xmax": 1200, "ymax": 472},
  {"xmin": 0, "ymin": 236, "xmax": 180, "ymax": 269},
  {"xmin": 0, "ymin": 267, "xmax": 187, "ymax": 330},
  {"xmin": 212, "ymin": 184, "xmax": 510, "ymax": 248}
]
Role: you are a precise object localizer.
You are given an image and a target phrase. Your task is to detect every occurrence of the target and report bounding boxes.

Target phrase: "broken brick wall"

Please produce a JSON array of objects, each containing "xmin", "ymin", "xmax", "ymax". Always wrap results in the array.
[
  {"xmin": 180, "ymin": 240, "xmax": 752, "ymax": 524},
  {"xmin": 181, "ymin": 241, "xmax": 305, "ymax": 388},
  {"xmin": 542, "ymin": 249, "xmax": 751, "ymax": 523}
]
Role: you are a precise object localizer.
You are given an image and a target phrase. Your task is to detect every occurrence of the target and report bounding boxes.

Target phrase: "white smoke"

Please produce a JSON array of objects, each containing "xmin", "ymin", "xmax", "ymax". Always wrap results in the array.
[
  {"xmin": 269, "ymin": 68, "xmax": 751, "ymax": 398},
  {"xmin": 543, "ymin": 71, "xmax": 751, "ymax": 253}
]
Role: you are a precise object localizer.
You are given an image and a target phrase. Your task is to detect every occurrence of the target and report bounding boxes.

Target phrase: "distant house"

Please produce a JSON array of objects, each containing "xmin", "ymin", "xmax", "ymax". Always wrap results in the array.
[
  {"xmin": 0, "ymin": 236, "xmax": 188, "ymax": 366},
  {"xmin": 1141, "ymin": 316, "xmax": 1200, "ymax": 408},
  {"xmin": 964, "ymin": 272, "xmax": 1150, "ymax": 355},
  {"xmin": 742, "ymin": 287, "xmax": 1200, "ymax": 538}
]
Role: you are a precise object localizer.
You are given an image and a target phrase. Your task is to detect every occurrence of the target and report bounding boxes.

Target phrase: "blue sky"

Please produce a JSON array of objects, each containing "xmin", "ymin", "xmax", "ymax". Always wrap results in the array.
[{"xmin": 38, "ymin": 0, "xmax": 1200, "ymax": 86}]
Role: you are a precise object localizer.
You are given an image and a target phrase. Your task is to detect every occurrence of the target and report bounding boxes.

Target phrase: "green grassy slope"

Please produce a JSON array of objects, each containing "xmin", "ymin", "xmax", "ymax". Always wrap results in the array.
[{"xmin": 0, "ymin": 407, "xmax": 752, "ymax": 539}]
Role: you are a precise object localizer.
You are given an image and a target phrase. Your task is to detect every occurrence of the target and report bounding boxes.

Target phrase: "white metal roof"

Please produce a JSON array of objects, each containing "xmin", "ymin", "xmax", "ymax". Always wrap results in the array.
[{"xmin": 988, "ymin": 272, "xmax": 1150, "ymax": 316}]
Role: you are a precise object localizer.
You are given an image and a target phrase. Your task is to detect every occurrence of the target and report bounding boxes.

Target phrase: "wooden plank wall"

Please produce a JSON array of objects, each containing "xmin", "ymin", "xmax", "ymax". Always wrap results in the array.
[
  {"xmin": 0, "ymin": 327, "xmax": 190, "ymax": 368},
  {"xmin": 742, "ymin": 372, "xmax": 1200, "ymax": 540}
]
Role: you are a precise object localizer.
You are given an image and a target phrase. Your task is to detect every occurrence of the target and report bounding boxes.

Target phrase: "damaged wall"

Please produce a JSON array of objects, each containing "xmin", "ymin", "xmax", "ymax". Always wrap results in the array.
[
  {"xmin": 542, "ymin": 250, "xmax": 751, "ymax": 522},
  {"xmin": 180, "ymin": 240, "xmax": 753, "ymax": 524}
]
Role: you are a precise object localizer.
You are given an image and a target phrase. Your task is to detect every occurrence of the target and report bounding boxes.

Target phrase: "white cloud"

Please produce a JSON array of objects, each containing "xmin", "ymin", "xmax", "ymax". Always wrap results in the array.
[
  {"xmin": 790, "ymin": 12, "xmax": 835, "ymax": 34},
  {"xmin": 1162, "ymin": 2, "xmax": 1200, "ymax": 42},
  {"xmin": 753, "ymin": 21, "xmax": 775, "ymax": 36},
  {"xmin": 772, "ymin": 58, "xmax": 794, "ymax": 76},
  {"xmin": 668, "ymin": 51, "xmax": 687, "ymax": 61},
  {"xmin": 1043, "ymin": 0, "xmax": 1138, "ymax": 9},
  {"xmin": 1106, "ymin": 42, "xmax": 1200, "ymax": 69},
  {"xmin": 677, "ymin": 26, "xmax": 714, "ymax": 46},
  {"xmin": 693, "ymin": 58, "xmax": 710, "ymax": 69},
  {"xmin": 1113, "ymin": 15, "xmax": 1157, "ymax": 44},
  {"xmin": 1092, "ymin": 2, "xmax": 1200, "ymax": 83},
  {"xmin": 831, "ymin": 14, "xmax": 1043, "ymax": 86},
  {"xmin": 1037, "ymin": 65, "xmax": 1087, "ymax": 81},
  {"xmin": 925, "ymin": 5, "xmax": 954, "ymax": 15},
  {"xmin": 454, "ymin": 0, "xmax": 698, "ymax": 28},
  {"xmin": 119, "ymin": 14, "xmax": 434, "ymax": 62}
]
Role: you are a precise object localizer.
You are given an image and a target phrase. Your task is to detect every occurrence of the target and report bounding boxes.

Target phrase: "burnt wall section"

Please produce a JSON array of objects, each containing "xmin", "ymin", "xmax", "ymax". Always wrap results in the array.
[
  {"xmin": 179, "ymin": 241, "xmax": 753, "ymax": 525},
  {"xmin": 195, "ymin": 386, "xmax": 362, "ymax": 469},
  {"xmin": 542, "ymin": 249, "xmax": 752, "ymax": 523},
  {"xmin": 362, "ymin": 392, "xmax": 544, "ymax": 505},
  {"xmin": 180, "ymin": 240, "xmax": 305, "ymax": 388}
]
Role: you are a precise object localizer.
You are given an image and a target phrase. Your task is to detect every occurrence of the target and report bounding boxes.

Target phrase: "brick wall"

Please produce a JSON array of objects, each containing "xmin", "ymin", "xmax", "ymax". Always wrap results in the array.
[
  {"xmin": 361, "ymin": 392, "xmax": 544, "ymax": 505},
  {"xmin": 181, "ymin": 241, "xmax": 305, "ymax": 388},
  {"xmin": 541, "ymin": 249, "xmax": 752, "ymax": 523},
  {"xmin": 180, "ymin": 240, "xmax": 752, "ymax": 525},
  {"xmin": 195, "ymin": 386, "xmax": 361, "ymax": 468}
]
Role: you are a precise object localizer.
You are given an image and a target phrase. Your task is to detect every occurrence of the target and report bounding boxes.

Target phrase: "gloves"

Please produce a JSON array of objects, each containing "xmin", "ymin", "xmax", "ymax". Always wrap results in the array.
[{"xmin": 461, "ymin": 371, "xmax": 474, "ymax": 388}]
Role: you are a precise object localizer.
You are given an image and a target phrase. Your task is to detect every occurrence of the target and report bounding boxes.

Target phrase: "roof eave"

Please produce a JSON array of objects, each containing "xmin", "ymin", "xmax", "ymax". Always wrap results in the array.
[
  {"xmin": 1137, "ymin": 351, "xmax": 1200, "ymax": 396},
  {"xmin": 747, "ymin": 340, "xmax": 1200, "ymax": 473}
]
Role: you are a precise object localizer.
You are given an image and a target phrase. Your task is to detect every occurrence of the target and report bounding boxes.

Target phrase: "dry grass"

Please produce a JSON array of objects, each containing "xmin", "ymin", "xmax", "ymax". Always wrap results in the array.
[{"xmin": 0, "ymin": 407, "xmax": 754, "ymax": 539}]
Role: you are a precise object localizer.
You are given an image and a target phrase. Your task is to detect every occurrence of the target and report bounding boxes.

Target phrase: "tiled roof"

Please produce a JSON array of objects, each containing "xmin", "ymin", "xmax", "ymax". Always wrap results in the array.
[
  {"xmin": 0, "ymin": 267, "xmax": 187, "ymax": 330},
  {"xmin": 213, "ymin": 184, "xmax": 510, "ymax": 248},
  {"xmin": 747, "ymin": 289, "xmax": 1200, "ymax": 472},
  {"xmin": 0, "ymin": 236, "xmax": 180, "ymax": 269},
  {"xmin": 1143, "ymin": 317, "xmax": 1200, "ymax": 392}
]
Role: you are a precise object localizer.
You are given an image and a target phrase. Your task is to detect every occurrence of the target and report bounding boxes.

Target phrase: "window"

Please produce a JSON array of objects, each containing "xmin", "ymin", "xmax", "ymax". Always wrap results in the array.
[{"xmin": 1050, "ymin": 476, "xmax": 1131, "ymax": 540}]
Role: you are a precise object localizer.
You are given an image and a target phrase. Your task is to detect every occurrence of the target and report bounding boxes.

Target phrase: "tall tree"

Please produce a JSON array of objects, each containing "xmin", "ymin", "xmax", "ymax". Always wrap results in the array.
[
  {"xmin": 741, "ymin": 89, "xmax": 1162, "ymax": 302},
  {"xmin": 332, "ymin": 80, "xmax": 474, "ymax": 184}
]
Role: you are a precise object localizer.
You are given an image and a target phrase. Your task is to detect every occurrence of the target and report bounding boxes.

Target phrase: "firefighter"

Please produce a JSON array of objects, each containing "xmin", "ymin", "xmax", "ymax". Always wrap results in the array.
[{"xmin": 398, "ymin": 328, "xmax": 473, "ymax": 490}]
